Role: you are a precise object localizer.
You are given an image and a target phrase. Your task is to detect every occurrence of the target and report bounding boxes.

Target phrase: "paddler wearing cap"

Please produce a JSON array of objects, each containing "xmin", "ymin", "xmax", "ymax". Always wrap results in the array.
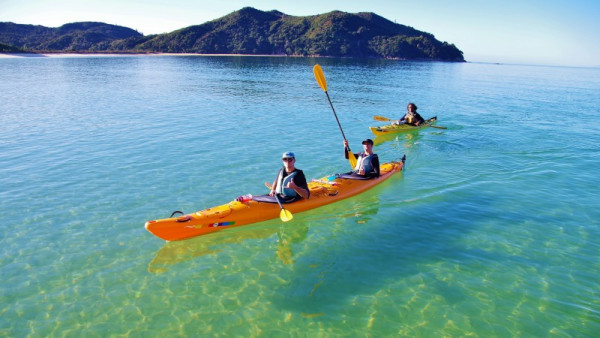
[
  {"xmin": 343, "ymin": 139, "xmax": 380, "ymax": 178},
  {"xmin": 268, "ymin": 152, "xmax": 310, "ymax": 202}
]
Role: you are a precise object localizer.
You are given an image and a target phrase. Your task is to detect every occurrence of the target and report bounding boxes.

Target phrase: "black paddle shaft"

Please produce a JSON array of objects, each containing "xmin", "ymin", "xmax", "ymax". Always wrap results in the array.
[
  {"xmin": 325, "ymin": 91, "xmax": 348, "ymax": 142},
  {"xmin": 274, "ymin": 193, "xmax": 285, "ymax": 210}
]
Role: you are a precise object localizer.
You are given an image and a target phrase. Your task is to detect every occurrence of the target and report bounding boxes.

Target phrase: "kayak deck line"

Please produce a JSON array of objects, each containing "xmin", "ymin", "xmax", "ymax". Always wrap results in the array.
[{"xmin": 145, "ymin": 157, "xmax": 406, "ymax": 241}]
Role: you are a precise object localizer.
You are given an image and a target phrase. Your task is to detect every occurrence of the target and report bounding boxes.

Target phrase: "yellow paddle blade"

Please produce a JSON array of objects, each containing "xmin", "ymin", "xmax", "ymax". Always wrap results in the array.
[
  {"xmin": 280, "ymin": 208, "xmax": 293, "ymax": 222},
  {"xmin": 348, "ymin": 150, "xmax": 358, "ymax": 169},
  {"xmin": 313, "ymin": 64, "xmax": 327, "ymax": 92},
  {"xmin": 373, "ymin": 115, "xmax": 391, "ymax": 122}
]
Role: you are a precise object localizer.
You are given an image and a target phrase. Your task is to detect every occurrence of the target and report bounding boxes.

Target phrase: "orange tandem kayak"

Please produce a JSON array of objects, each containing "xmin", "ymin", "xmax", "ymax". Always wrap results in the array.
[{"xmin": 145, "ymin": 158, "xmax": 405, "ymax": 241}]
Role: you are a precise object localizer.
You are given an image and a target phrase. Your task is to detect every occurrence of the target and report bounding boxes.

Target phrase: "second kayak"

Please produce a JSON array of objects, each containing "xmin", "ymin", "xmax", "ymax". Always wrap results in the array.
[
  {"xmin": 145, "ymin": 158, "xmax": 405, "ymax": 241},
  {"xmin": 370, "ymin": 116, "xmax": 438, "ymax": 136}
]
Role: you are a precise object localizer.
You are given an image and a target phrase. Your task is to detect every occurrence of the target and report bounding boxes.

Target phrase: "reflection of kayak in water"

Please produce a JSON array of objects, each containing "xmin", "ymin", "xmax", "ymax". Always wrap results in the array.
[
  {"xmin": 373, "ymin": 129, "xmax": 422, "ymax": 146},
  {"xmin": 148, "ymin": 224, "xmax": 308, "ymax": 273},
  {"xmin": 148, "ymin": 226, "xmax": 276, "ymax": 273},
  {"xmin": 145, "ymin": 158, "xmax": 405, "ymax": 241},
  {"xmin": 369, "ymin": 117, "xmax": 438, "ymax": 136}
]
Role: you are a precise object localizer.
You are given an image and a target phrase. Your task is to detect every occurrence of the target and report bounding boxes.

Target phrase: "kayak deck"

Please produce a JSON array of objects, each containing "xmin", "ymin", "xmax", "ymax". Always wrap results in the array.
[
  {"xmin": 370, "ymin": 116, "xmax": 437, "ymax": 136},
  {"xmin": 145, "ymin": 159, "xmax": 405, "ymax": 241}
]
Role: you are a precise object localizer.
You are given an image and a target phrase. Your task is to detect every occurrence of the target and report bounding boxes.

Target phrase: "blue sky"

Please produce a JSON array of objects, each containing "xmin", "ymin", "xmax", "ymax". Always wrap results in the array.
[{"xmin": 2, "ymin": 0, "xmax": 599, "ymax": 67}]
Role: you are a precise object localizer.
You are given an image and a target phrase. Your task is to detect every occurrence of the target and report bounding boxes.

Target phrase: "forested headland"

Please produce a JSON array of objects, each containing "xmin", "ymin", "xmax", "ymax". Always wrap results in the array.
[{"xmin": 0, "ymin": 7, "xmax": 464, "ymax": 61}]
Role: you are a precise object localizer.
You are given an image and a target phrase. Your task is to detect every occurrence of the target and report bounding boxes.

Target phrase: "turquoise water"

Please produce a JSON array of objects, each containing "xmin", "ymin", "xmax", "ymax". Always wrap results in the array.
[{"xmin": 1, "ymin": 55, "xmax": 599, "ymax": 336}]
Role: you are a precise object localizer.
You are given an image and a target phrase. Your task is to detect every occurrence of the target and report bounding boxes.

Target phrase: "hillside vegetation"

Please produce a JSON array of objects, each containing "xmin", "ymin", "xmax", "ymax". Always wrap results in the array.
[{"xmin": 0, "ymin": 7, "xmax": 464, "ymax": 61}]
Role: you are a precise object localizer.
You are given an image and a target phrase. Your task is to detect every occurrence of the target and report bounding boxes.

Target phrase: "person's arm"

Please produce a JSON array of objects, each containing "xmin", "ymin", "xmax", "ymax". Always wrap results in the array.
[
  {"xmin": 343, "ymin": 140, "xmax": 349, "ymax": 159},
  {"xmin": 394, "ymin": 114, "xmax": 406, "ymax": 125},
  {"xmin": 371, "ymin": 154, "xmax": 380, "ymax": 177},
  {"xmin": 415, "ymin": 113, "xmax": 425, "ymax": 125},
  {"xmin": 288, "ymin": 171, "xmax": 310, "ymax": 199},
  {"xmin": 269, "ymin": 169, "xmax": 282, "ymax": 196},
  {"xmin": 343, "ymin": 140, "xmax": 358, "ymax": 159}
]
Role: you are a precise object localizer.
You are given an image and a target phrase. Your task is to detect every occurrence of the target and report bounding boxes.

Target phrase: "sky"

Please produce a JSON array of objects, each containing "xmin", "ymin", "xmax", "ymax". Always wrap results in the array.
[{"xmin": 1, "ymin": 0, "xmax": 599, "ymax": 67}]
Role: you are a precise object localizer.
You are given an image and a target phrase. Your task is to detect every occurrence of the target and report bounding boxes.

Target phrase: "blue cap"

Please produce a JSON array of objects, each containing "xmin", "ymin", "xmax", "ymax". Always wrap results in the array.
[{"xmin": 282, "ymin": 151, "xmax": 295, "ymax": 159}]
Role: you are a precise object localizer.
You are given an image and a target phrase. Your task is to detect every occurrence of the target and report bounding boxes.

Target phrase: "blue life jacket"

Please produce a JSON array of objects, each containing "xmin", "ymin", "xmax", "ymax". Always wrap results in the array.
[
  {"xmin": 354, "ymin": 154, "xmax": 374, "ymax": 173},
  {"xmin": 276, "ymin": 169, "xmax": 298, "ymax": 197}
]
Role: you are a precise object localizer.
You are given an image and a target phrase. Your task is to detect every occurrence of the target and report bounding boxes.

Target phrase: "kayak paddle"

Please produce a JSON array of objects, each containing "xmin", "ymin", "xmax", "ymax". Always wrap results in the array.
[
  {"xmin": 374, "ymin": 115, "xmax": 395, "ymax": 122},
  {"xmin": 313, "ymin": 64, "xmax": 358, "ymax": 169},
  {"xmin": 274, "ymin": 194, "xmax": 293, "ymax": 222},
  {"xmin": 265, "ymin": 182, "xmax": 293, "ymax": 221},
  {"xmin": 373, "ymin": 115, "xmax": 447, "ymax": 129}
]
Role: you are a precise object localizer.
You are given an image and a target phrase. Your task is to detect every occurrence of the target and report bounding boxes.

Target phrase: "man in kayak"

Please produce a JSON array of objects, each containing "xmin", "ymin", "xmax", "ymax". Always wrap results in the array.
[
  {"xmin": 394, "ymin": 102, "xmax": 425, "ymax": 126},
  {"xmin": 266, "ymin": 152, "xmax": 310, "ymax": 202},
  {"xmin": 343, "ymin": 139, "xmax": 380, "ymax": 179}
]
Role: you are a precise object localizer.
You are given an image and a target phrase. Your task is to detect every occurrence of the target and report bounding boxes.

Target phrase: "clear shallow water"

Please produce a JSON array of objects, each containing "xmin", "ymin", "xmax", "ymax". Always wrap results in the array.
[{"xmin": 1, "ymin": 55, "xmax": 599, "ymax": 336}]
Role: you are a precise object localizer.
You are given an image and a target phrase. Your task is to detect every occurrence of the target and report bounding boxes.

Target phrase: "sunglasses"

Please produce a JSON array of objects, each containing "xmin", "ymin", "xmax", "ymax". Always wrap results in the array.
[{"xmin": 282, "ymin": 158, "xmax": 294, "ymax": 162}]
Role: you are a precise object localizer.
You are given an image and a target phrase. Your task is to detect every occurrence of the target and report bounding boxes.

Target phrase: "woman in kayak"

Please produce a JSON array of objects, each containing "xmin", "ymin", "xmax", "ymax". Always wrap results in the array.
[
  {"xmin": 343, "ymin": 139, "xmax": 380, "ymax": 179},
  {"xmin": 267, "ymin": 151, "xmax": 310, "ymax": 202},
  {"xmin": 394, "ymin": 102, "xmax": 425, "ymax": 126}
]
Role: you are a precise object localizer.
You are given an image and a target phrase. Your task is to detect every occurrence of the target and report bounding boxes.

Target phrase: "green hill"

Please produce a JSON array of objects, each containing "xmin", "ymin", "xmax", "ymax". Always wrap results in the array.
[
  {"xmin": 0, "ymin": 21, "xmax": 142, "ymax": 52},
  {"xmin": 0, "ymin": 7, "xmax": 464, "ymax": 61},
  {"xmin": 0, "ymin": 42, "xmax": 24, "ymax": 52}
]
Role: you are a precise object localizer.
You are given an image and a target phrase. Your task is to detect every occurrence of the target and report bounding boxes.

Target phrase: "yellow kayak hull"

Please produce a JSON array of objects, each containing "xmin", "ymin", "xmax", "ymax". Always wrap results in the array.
[
  {"xmin": 370, "ymin": 117, "xmax": 437, "ymax": 136},
  {"xmin": 145, "ymin": 160, "xmax": 405, "ymax": 241}
]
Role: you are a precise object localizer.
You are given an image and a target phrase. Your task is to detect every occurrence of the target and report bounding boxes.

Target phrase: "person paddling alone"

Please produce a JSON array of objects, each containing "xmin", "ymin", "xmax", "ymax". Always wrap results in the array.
[
  {"xmin": 343, "ymin": 139, "xmax": 380, "ymax": 178},
  {"xmin": 394, "ymin": 102, "xmax": 425, "ymax": 126},
  {"xmin": 268, "ymin": 152, "xmax": 310, "ymax": 202}
]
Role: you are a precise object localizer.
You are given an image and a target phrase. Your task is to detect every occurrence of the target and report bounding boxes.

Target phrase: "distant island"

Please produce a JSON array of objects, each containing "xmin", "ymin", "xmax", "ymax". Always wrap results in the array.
[{"xmin": 0, "ymin": 7, "xmax": 464, "ymax": 61}]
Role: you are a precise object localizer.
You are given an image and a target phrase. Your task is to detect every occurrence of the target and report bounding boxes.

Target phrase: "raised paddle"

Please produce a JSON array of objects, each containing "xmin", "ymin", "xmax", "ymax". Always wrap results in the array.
[
  {"xmin": 373, "ymin": 115, "xmax": 447, "ymax": 129},
  {"xmin": 313, "ymin": 64, "xmax": 358, "ymax": 169},
  {"xmin": 274, "ymin": 194, "xmax": 293, "ymax": 222}
]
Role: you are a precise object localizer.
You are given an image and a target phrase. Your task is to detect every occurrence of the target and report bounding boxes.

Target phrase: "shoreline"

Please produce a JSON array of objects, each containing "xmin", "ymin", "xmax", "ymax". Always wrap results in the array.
[
  {"xmin": 4, "ymin": 53, "xmax": 593, "ymax": 68},
  {"xmin": 0, "ymin": 52, "xmax": 467, "ymax": 63},
  {"xmin": 0, "ymin": 52, "xmax": 311, "ymax": 59}
]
